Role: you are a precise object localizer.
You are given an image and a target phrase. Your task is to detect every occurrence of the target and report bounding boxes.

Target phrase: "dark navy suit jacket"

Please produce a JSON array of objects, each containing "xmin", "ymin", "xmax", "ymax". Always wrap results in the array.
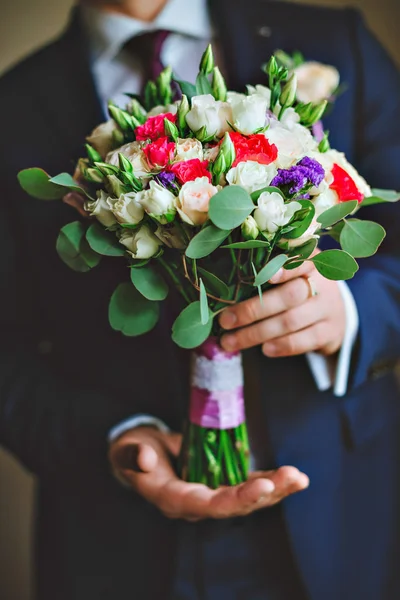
[{"xmin": 1, "ymin": 1, "xmax": 400, "ymax": 598}]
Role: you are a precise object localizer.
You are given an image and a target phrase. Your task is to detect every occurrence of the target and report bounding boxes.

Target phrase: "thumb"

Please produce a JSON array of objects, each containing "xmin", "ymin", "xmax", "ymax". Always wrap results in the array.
[{"xmin": 115, "ymin": 442, "xmax": 158, "ymax": 474}]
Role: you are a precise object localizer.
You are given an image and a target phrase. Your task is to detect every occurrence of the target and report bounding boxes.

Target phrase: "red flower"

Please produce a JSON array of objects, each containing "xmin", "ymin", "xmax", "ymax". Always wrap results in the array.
[
  {"xmin": 229, "ymin": 132, "xmax": 278, "ymax": 167},
  {"xmin": 330, "ymin": 164, "xmax": 364, "ymax": 203},
  {"xmin": 143, "ymin": 137, "xmax": 176, "ymax": 168},
  {"xmin": 136, "ymin": 113, "xmax": 177, "ymax": 142},
  {"xmin": 170, "ymin": 159, "xmax": 212, "ymax": 184}
]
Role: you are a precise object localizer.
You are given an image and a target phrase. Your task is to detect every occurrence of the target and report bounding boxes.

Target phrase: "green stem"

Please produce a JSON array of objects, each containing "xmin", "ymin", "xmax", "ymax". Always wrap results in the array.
[
  {"xmin": 158, "ymin": 257, "xmax": 191, "ymax": 304},
  {"xmin": 220, "ymin": 430, "xmax": 237, "ymax": 486}
]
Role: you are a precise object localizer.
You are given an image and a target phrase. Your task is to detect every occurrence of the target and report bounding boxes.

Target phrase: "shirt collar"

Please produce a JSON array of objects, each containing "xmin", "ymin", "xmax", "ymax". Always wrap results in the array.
[{"xmin": 81, "ymin": 0, "xmax": 212, "ymax": 64}]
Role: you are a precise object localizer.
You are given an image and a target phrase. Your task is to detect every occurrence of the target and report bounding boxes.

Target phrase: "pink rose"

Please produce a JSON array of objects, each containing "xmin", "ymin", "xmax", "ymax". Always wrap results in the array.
[
  {"xmin": 170, "ymin": 159, "xmax": 211, "ymax": 184},
  {"xmin": 143, "ymin": 137, "xmax": 176, "ymax": 169},
  {"xmin": 135, "ymin": 113, "xmax": 177, "ymax": 142}
]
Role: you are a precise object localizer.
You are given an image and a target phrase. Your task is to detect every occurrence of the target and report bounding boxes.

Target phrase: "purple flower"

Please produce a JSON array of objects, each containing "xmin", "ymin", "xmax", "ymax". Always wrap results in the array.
[
  {"xmin": 271, "ymin": 156, "xmax": 325, "ymax": 195},
  {"xmin": 155, "ymin": 171, "xmax": 179, "ymax": 192}
]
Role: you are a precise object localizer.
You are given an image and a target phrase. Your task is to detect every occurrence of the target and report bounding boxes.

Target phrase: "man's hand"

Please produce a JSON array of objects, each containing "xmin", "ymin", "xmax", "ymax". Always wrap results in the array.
[
  {"xmin": 108, "ymin": 427, "xmax": 309, "ymax": 522},
  {"xmin": 219, "ymin": 258, "xmax": 346, "ymax": 357}
]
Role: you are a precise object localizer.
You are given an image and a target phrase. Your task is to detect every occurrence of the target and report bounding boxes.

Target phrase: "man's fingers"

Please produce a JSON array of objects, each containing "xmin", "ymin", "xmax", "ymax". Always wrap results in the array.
[
  {"xmin": 262, "ymin": 321, "xmax": 329, "ymax": 357},
  {"xmin": 269, "ymin": 260, "xmax": 315, "ymax": 284},
  {"xmin": 113, "ymin": 442, "xmax": 158, "ymax": 474},
  {"xmin": 162, "ymin": 432, "xmax": 182, "ymax": 458}
]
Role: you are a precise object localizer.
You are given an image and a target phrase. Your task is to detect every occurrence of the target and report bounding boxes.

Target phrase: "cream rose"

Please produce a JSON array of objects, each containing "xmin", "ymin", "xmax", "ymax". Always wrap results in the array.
[
  {"xmin": 226, "ymin": 161, "xmax": 278, "ymax": 194},
  {"xmin": 86, "ymin": 120, "xmax": 118, "ymax": 159},
  {"xmin": 174, "ymin": 138, "xmax": 204, "ymax": 162},
  {"xmin": 106, "ymin": 141, "xmax": 150, "ymax": 181},
  {"xmin": 253, "ymin": 192, "xmax": 301, "ymax": 234},
  {"xmin": 119, "ymin": 225, "xmax": 162, "ymax": 259},
  {"xmin": 176, "ymin": 176, "xmax": 219, "ymax": 226},
  {"xmin": 186, "ymin": 94, "xmax": 232, "ymax": 139},
  {"xmin": 294, "ymin": 62, "xmax": 340, "ymax": 104},
  {"xmin": 136, "ymin": 181, "xmax": 176, "ymax": 224},
  {"xmin": 85, "ymin": 191, "xmax": 117, "ymax": 228},
  {"xmin": 229, "ymin": 94, "xmax": 268, "ymax": 135},
  {"xmin": 147, "ymin": 102, "xmax": 179, "ymax": 117},
  {"xmin": 265, "ymin": 121, "xmax": 317, "ymax": 168},
  {"xmin": 246, "ymin": 85, "xmax": 272, "ymax": 107},
  {"xmin": 109, "ymin": 192, "xmax": 144, "ymax": 225}
]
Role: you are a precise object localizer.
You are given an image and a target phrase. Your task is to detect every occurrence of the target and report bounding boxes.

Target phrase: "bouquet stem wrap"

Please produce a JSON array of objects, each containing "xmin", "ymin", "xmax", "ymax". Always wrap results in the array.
[{"xmin": 179, "ymin": 337, "xmax": 250, "ymax": 488}]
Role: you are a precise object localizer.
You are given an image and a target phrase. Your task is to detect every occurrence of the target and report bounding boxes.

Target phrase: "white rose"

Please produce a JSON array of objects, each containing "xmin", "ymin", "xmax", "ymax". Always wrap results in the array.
[
  {"xmin": 274, "ymin": 106, "xmax": 300, "ymax": 130},
  {"xmin": 86, "ymin": 120, "xmax": 118, "ymax": 159},
  {"xmin": 147, "ymin": 103, "xmax": 179, "ymax": 117},
  {"xmin": 174, "ymin": 138, "xmax": 204, "ymax": 162},
  {"xmin": 186, "ymin": 94, "xmax": 232, "ymax": 139},
  {"xmin": 294, "ymin": 62, "xmax": 340, "ymax": 104},
  {"xmin": 246, "ymin": 85, "xmax": 272, "ymax": 107},
  {"xmin": 253, "ymin": 192, "xmax": 301, "ymax": 234},
  {"xmin": 229, "ymin": 94, "xmax": 268, "ymax": 135},
  {"xmin": 176, "ymin": 176, "xmax": 219, "ymax": 226},
  {"xmin": 137, "ymin": 181, "xmax": 176, "ymax": 224},
  {"xmin": 108, "ymin": 192, "xmax": 144, "ymax": 225},
  {"xmin": 226, "ymin": 161, "xmax": 278, "ymax": 194},
  {"xmin": 266, "ymin": 121, "xmax": 317, "ymax": 168},
  {"xmin": 312, "ymin": 186, "xmax": 339, "ymax": 218},
  {"xmin": 106, "ymin": 141, "xmax": 150, "ymax": 181},
  {"xmin": 119, "ymin": 225, "xmax": 162, "ymax": 259},
  {"xmin": 85, "ymin": 191, "xmax": 117, "ymax": 228}
]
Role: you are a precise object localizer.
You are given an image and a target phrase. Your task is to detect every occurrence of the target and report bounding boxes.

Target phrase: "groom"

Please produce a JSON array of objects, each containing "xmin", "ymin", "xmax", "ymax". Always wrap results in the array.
[{"xmin": 1, "ymin": 0, "xmax": 400, "ymax": 598}]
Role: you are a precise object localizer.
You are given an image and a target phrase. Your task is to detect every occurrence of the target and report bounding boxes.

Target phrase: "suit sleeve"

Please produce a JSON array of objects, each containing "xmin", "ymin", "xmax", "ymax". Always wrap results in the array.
[{"xmin": 345, "ymin": 10, "xmax": 400, "ymax": 389}]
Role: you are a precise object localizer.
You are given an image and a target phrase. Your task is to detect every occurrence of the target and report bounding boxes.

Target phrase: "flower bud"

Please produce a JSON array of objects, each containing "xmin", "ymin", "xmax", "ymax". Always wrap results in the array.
[
  {"xmin": 212, "ymin": 151, "xmax": 226, "ymax": 183},
  {"xmin": 144, "ymin": 81, "xmax": 159, "ymax": 109},
  {"xmin": 218, "ymin": 132, "xmax": 236, "ymax": 170},
  {"xmin": 112, "ymin": 128, "xmax": 125, "ymax": 146},
  {"xmin": 108, "ymin": 104, "xmax": 133, "ymax": 132},
  {"xmin": 107, "ymin": 175, "xmax": 128, "ymax": 197},
  {"xmin": 158, "ymin": 66, "xmax": 173, "ymax": 105},
  {"xmin": 177, "ymin": 94, "xmax": 190, "ymax": 133},
  {"xmin": 119, "ymin": 225, "xmax": 162, "ymax": 259},
  {"xmin": 280, "ymin": 73, "xmax": 297, "ymax": 108},
  {"xmin": 212, "ymin": 66, "xmax": 227, "ymax": 101},
  {"xmin": 164, "ymin": 117, "xmax": 179, "ymax": 142},
  {"xmin": 241, "ymin": 215, "xmax": 259, "ymax": 240},
  {"xmin": 265, "ymin": 56, "xmax": 278, "ymax": 79},
  {"xmin": 127, "ymin": 98, "xmax": 147, "ymax": 123},
  {"xmin": 318, "ymin": 131, "xmax": 331, "ymax": 153},
  {"xmin": 118, "ymin": 152, "xmax": 133, "ymax": 174},
  {"xmin": 199, "ymin": 44, "xmax": 215, "ymax": 75},
  {"xmin": 308, "ymin": 100, "xmax": 328, "ymax": 126},
  {"xmin": 85, "ymin": 143, "xmax": 102, "ymax": 164}
]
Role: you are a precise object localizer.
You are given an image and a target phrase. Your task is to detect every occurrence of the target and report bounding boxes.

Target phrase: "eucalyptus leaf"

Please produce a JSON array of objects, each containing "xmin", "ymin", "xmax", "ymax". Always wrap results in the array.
[
  {"xmin": 86, "ymin": 223, "xmax": 126, "ymax": 256},
  {"xmin": 108, "ymin": 283, "xmax": 160, "ymax": 336},
  {"xmin": 340, "ymin": 219, "xmax": 386, "ymax": 258},
  {"xmin": 361, "ymin": 188, "xmax": 400, "ymax": 207},
  {"xmin": 18, "ymin": 168, "xmax": 67, "ymax": 200},
  {"xmin": 310, "ymin": 250, "xmax": 358, "ymax": 280},
  {"xmin": 130, "ymin": 265, "xmax": 169, "ymax": 301},
  {"xmin": 50, "ymin": 173, "xmax": 90, "ymax": 198},
  {"xmin": 56, "ymin": 221, "xmax": 101, "ymax": 272},
  {"xmin": 283, "ymin": 200, "xmax": 315, "ymax": 239},
  {"xmin": 172, "ymin": 301, "xmax": 213, "ymax": 349},
  {"xmin": 197, "ymin": 267, "xmax": 230, "ymax": 298},
  {"xmin": 199, "ymin": 279, "xmax": 209, "ymax": 325},
  {"xmin": 250, "ymin": 186, "xmax": 284, "ymax": 202},
  {"xmin": 327, "ymin": 221, "xmax": 345, "ymax": 243},
  {"xmin": 222, "ymin": 240, "xmax": 271, "ymax": 250},
  {"xmin": 317, "ymin": 200, "xmax": 358, "ymax": 228},
  {"xmin": 196, "ymin": 72, "xmax": 213, "ymax": 95},
  {"xmin": 254, "ymin": 254, "xmax": 289, "ymax": 287},
  {"xmin": 186, "ymin": 225, "xmax": 231, "ymax": 259},
  {"xmin": 285, "ymin": 238, "xmax": 317, "ymax": 270},
  {"xmin": 209, "ymin": 186, "xmax": 254, "ymax": 230}
]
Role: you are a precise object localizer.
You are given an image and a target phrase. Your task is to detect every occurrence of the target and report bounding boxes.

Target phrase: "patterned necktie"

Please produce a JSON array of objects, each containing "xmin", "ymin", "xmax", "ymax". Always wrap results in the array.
[{"xmin": 124, "ymin": 30, "xmax": 170, "ymax": 94}]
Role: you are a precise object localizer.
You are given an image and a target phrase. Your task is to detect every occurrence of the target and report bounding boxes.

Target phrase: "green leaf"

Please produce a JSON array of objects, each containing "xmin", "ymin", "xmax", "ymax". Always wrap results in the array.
[
  {"xmin": 317, "ymin": 200, "xmax": 358, "ymax": 228},
  {"xmin": 172, "ymin": 301, "xmax": 213, "ymax": 349},
  {"xmin": 310, "ymin": 250, "xmax": 359, "ymax": 280},
  {"xmin": 56, "ymin": 221, "xmax": 101, "ymax": 272},
  {"xmin": 196, "ymin": 72, "xmax": 213, "ymax": 96},
  {"xmin": 361, "ymin": 189, "xmax": 400, "ymax": 207},
  {"xmin": 209, "ymin": 186, "xmax": 254, "ymax": 230},
  {"xmin": 199, "ymin": 279, "xmax": 209, "ymax": 325},
  {"xmin": 86, "ymin": 223, "xmax": 126, "ymax": 256},
  {"xmin": 175, "ymin": 79, "xmax": 197, "ymax": 101},
  {"xmin": 222, "ymin": 240, "xmax": 271, "ymax": 250},
  {"xmin": 328, "ymin": 221, "xmax": 345, "ymax": 243},
  {"xmin": 197, "ymin": 267, "xmax": 230, "ymax": 298},
  {"xmin": 283, "ymin": 200, "xmax": 315, "ymax": 239},
  {"xmin": 285, "ymin": 238, "xmax": 317, "ymax": 270},
  {"xmin": 109, "ymin": 283, "xmax": 160, "ymax": 336},
  {"xmin": 49, "ymin": 173, "xmax": 90, "ymax": 197},
  {"xmin": 186, "ymin": 225, "xmax": 231, "ymax": 259},
  {"xmin": 340, "ymin": 219, "xmax": 386, "ymax": 258},
  {"xmin": 130, "ymin": 265, "xmax": 169, "ymax": 301},
  {"xmin": 254, "ymin": 254, "xmax": 289, "ymax": 287},
  {"xmin": 18, "ymin": 168, "xmax": 67, "ymax": 200},
  {"xmin": 250, "ymin": 186, "xmax": 284, "ymax": 202}
]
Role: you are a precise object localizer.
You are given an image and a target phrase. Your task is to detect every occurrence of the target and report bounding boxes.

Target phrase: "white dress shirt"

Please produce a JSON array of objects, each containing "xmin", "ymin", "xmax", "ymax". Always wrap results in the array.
[{"xmin": 80, "ymin": 0, "xmax": 359, "ymax": 445}]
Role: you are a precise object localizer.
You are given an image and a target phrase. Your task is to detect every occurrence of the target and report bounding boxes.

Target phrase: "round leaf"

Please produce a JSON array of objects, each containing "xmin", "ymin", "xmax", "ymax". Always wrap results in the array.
[
  {"xmin": 199, "ymin": 279, "xmax": 209, "ymax": 325},
  {"xmin": 209, "ymin": 186, "xmax": 254, "ymax": 230},
  {"xmin": 56, "ymin": 221, "xmax": 101, "ymax": 272},
  {"xmin": 130, "ymin": 265, "xmax": 169, "ymax": 301},
  {"xmin": 86, "ymin": 223, "xmax": 126, "ymax": 256},
  {"xmin": 172, "ymin": 301, "xmax": 213, "ymax": 349},
  {"xmin": 254, "ymin": 254, "xmax": 289, "ymax": 287},
  {"xmin": 18, "ymin": 168, "xmax": 67, "ymax": 200},
  {"xmin": 197, "ymin": 268, "xmax": 230, "ymax": 299},
  {"xmin": 317, "ymin": 200, "xmax": 358, "ymax": 229},
  {"xmin": 109, "ymin": 282, "xmax": 160, "ymax": 336},
  {"xmin": 50, "ymin": 173, "xmax": 90, "ymax": 198},
  {"xmin": 340, "ymin": 219, "xmax": 386, "ymax": 258},
  {"xmin": 310, "ymin": 250, "xmax": 358, "ymax": 280},
  {"xmin": 186, "ymin": 225, "xmax": 231, "ymax": 259},
  {"xmin": 283, "ymin": 200, "xmax": 315, "ymax": 239},
  {"xmin": 362, "ymin": 189, "xmax": 400, "ymax": 207},
  {"xmin": 285, "ymin": 238, "xmax": 318, "ymax": 270}
]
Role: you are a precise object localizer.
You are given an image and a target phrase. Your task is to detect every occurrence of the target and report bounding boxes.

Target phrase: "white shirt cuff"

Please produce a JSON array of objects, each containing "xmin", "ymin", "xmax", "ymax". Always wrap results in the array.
[
  {"xmin": 107, "ymin": 414, "xmax": 171, "ymax": 443},
  {"xmin": 306, "ymin": 280, "xmax": 359, "ymax": 397}
]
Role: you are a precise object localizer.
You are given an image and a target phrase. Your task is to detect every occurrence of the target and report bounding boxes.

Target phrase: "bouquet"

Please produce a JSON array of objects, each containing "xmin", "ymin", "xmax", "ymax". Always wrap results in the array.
[{"xmin": 18, "ymin": 46, "xmax": 399, "ymax": 488}]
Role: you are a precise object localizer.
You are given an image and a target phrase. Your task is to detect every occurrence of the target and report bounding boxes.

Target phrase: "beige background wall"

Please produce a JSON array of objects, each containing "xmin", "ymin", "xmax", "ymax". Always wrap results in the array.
[{"xmin": 0, "ymin": 1, "xmax": 399, "ymax": 600}]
